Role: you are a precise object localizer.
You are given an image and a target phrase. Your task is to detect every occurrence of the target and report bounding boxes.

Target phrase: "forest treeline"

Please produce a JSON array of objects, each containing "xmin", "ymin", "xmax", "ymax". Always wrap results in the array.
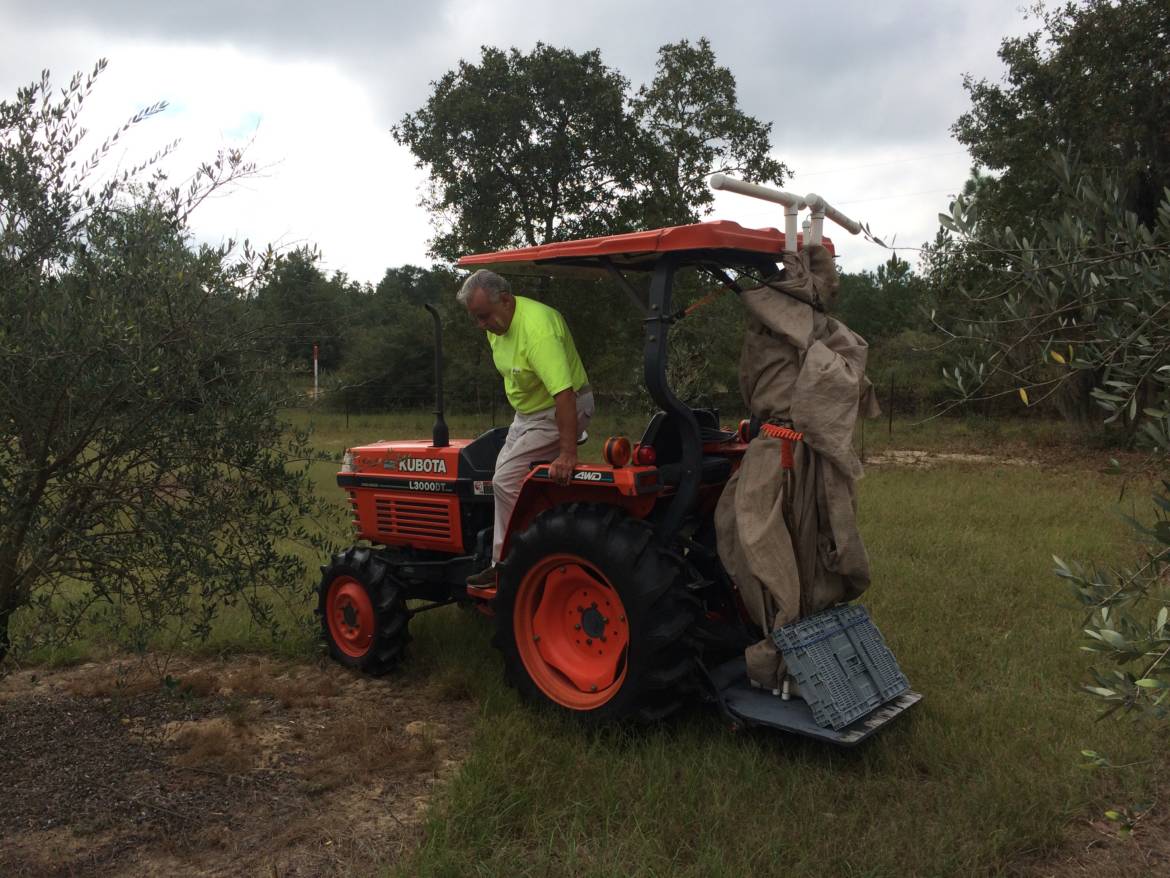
[{"xmin": 256, "ymin": 247, "xmax": 943, "ymax": 415}]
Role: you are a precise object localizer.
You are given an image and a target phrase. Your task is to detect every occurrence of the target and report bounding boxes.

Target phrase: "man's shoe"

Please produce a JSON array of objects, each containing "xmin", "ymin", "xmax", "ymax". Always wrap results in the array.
[{"xmin": 466, "ymin": 565, "xmax": 497, "ymax": 588}]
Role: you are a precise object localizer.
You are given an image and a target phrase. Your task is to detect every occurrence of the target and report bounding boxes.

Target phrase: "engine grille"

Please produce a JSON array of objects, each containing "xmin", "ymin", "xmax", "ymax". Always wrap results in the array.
[{"xmin": 373, "ymin": 495, "xmax": 453, "ymax": 544}]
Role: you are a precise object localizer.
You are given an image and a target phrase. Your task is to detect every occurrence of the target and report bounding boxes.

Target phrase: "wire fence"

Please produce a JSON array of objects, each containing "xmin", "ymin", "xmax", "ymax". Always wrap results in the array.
[{"xmin": 296, "ymin": 376, "xmax": 1040, "ymax": 440}]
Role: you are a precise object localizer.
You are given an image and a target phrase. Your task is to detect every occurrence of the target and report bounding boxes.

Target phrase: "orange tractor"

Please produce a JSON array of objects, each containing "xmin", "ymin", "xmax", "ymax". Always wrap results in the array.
[{"xmin": 318, "ymin": 211, "xmax": 919, "ymax": 744}]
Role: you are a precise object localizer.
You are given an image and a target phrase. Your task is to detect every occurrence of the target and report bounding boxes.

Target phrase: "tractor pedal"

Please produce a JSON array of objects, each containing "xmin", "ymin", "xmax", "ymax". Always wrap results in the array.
[{"xmin": 465, "ymin": 583, "xmax": 498, "ymax": 601}]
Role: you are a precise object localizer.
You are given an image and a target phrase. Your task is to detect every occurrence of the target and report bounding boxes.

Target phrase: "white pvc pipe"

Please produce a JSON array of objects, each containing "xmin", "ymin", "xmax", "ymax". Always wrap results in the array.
[
  {"xmin": 784, "ymin": 205, "xmax": 799, "ymax": 253},
  {"xmin": 809, "ymin": 208, "xmax": 824, "ymax": 246},
  {"xmin": 803, "ymin": 193, "xmax": 862, "ymax": 236},
  {"xmin": 709, "ymin": 174, "xmax": 864, "ymax": 252},
  {"xmin": 709, "ymin": 173, "xmax": 804, "ymax": 209}
]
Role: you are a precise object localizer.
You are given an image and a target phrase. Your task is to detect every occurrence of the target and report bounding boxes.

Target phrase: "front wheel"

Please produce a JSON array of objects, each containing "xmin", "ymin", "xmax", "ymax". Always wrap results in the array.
[
  {"xmin": 317, "ymin": 547, "xmax": 410, "ymax": 675},
  {"xmin": 493, "ymin": 504, "xmax": 700, "ymax": 724}
]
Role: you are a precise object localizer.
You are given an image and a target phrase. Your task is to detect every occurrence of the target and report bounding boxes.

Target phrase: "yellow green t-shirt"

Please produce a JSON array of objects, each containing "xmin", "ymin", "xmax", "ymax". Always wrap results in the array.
[{"xmin": 488, "ymin": 296, "xmax": 589, "ymax": 414}]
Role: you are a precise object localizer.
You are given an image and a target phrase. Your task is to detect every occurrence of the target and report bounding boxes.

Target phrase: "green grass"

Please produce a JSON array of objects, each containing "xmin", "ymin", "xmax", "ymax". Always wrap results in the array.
[
  {"xmin": 334, "ymin": 412, "xmax": 1159, "ymax": 878},
  {"xmin": 286, "ymin": 406, "xmax": 659, "ymax": 466},
  {"xmin": 12, "ymin": 409, "xmax": 1166, "ymax": 875},
  {"xmin": 855, "ymin": 411, "xmax": 1115, "ymax": 458},
  {"xmin": 384, "ymin": 461, "xmax": 1165, "ymax": 877},
  {"xmin": 292, "ymin": 404, "xmax": 1118, "ymax": 467}
]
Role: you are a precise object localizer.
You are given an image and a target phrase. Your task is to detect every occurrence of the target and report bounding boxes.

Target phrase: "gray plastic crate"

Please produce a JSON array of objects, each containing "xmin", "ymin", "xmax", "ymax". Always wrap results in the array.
[{"xmin": 772, "ymin": 604, "xmax": 910, "ymax": 731}]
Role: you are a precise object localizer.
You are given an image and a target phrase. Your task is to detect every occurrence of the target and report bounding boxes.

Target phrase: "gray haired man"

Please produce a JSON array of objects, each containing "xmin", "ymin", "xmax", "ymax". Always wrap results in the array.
[{"xmin": 459, "ymin": 269, "xmax": 594, "ymax": 587}]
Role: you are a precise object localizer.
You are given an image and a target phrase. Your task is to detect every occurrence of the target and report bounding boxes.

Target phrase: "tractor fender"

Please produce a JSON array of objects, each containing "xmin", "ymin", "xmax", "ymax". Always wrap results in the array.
[{"xmin": 500, "ymin": 464, "xmax": 658, "ymax": 559}]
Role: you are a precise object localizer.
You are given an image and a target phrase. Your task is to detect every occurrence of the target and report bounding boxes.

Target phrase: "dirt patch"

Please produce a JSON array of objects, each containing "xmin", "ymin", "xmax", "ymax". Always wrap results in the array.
[
  {"xmin": 0, "ymin": 655, "xmax": 474, "ymax": 876},
  {"xmin": 863, "ymin": 449, "xmax": 1037, "ymax": 469},
  {"xmin": 1014, "ymin": 803, "xmax": 1170, "ymax": 877}
]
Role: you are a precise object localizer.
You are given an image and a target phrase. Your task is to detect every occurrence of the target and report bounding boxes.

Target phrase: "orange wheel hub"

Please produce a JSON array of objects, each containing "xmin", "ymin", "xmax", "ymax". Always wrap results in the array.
[
  {"xmin": 514, "ymin": 554, "xmax": 630, "ymax": 710},
  {"xmin": 326, "ymin": 576, "xmax": 374, "ymax": 658}
]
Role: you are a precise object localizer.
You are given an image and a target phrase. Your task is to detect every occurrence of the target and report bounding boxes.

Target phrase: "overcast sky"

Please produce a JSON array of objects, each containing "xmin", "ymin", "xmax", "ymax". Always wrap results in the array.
[{"xmin": 1, "ymin": 1, "xmax": 1034, "ymax": 281}]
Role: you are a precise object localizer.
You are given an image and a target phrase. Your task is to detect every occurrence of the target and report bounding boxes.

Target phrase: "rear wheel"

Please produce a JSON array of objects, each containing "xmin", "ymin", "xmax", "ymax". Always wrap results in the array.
[
  {"xmin": 317, "ymin": 547, "xmax": 410, "ymax": 675},
  {"xmin": 494, "ymin": 504, "xmax": 700, "ymax": 724}
]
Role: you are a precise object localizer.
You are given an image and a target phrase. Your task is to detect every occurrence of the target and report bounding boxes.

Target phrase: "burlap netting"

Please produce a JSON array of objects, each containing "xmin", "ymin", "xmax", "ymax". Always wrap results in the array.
[{"xmin": 714, "ymin": 245, "xmax": 880, "ymax": 689}]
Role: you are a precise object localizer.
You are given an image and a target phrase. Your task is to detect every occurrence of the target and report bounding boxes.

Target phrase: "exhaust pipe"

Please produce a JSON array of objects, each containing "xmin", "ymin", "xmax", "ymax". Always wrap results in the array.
[{"xmin": 423, "ymin": 304, "xmax": 449, "ymax": 448}]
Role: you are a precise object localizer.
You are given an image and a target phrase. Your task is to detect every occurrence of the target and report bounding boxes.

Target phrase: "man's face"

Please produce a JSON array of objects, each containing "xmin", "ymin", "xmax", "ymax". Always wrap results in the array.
[{"xmin": 466, "ymin": 287, "xmax": 514, "ymax": 335}]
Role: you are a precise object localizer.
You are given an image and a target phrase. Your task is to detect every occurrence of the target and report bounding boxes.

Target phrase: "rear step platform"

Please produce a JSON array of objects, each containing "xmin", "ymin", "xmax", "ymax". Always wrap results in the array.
[{"xmin": 704, "ymin": 657, "xmax": 922, "ymax": 746}]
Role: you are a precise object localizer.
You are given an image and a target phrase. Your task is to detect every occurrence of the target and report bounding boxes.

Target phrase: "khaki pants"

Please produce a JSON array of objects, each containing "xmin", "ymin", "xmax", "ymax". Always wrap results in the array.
[{"xmin": 492, "ymin": 391, "xmax": 595, "ymax": 562}]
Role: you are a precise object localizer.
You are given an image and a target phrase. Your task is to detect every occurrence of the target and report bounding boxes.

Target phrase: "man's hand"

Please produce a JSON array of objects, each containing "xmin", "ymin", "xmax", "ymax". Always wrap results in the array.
[
  {"xmin": 549, "ymin": 450, "xmax": 577, "ymax": 485},
  {"xmin": 549, "ymin": 388, "xmax": 579, "ymax": 486}
]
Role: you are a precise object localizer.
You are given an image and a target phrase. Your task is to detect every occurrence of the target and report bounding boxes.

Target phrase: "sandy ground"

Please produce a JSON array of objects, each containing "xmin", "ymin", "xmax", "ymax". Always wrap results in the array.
[
  {"xmin": 1017, "ymin": 806, "xmax": 1170, "ymax": 878},
  {"xmin": 863, "ymin": 449, "xmax": 1036, "ymax": 468},
  {"xmin": 0, "ymin": 655, "xmax": 474, "ymax": 877},
  {"xmin": 2, "ymin": 653, "xmax": 1167, "ymax": 877}
]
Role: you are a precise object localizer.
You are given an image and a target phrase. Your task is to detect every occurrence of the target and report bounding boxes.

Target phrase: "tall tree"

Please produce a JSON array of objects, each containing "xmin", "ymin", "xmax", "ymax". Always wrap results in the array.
[
  {"xmin": 394, "ymin": 40, "xmax": 787, "ymax": 261},
  {"xmin": 393, "ymin": 44, "xmax": 646, "ymax": 261},
  {"xmin": 254, "ymin": 247, "xmax": 351, "ymax": 371},
  {"xmin": 953, "ymin": 0, "xmax": 1170, "ymax": 228},
  {"xmin": 331, "ymin": 265, "xmax": 490, "ymax": 412},
  {"xmin": 633, "ymin": 38, "xmax": 786, "ymax": 227},
  {"xmin": 930, "ymin": 1, "xmax": 1170, "ymax": 424},
  {"xmin": 835, "ymin": 255, "xmax": 927, "ymax": 343}
]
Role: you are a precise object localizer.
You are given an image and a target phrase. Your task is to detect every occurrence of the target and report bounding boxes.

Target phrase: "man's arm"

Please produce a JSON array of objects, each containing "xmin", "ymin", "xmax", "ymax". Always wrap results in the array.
[{"xmin": 548, "ymin": 388, "xmax": 578, "ymax": 486}]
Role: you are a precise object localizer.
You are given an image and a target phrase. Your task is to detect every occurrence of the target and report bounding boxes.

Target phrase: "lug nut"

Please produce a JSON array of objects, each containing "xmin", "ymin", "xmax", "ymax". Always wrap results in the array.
[
  {"xmin": 533, "ymin": 635, "xmax": 540, "ymax": 642},
  {"xmin": 574, "ymin": 623, "xmax": 581, "ymax": 630},
  {"xmin": 586, "ymin": 638, "xmax": 593, "ymax": 646},
  {"xmin": 590, "ymin": 685, "xmax": 598, "ymax": 692}
]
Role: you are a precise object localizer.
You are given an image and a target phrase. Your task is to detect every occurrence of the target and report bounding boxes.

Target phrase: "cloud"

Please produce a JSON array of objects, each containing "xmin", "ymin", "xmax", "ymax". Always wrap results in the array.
[
  {"xmin": 2, "ymin": 0, "xmax": 451, "ymax": 59},
  {"xmin": 0, "ymin": 0, "xmax": 1035, "ymax": 278},
  {"xmin": 3, "ymin": 0, "xmax": 1031, "ymax": 137}
]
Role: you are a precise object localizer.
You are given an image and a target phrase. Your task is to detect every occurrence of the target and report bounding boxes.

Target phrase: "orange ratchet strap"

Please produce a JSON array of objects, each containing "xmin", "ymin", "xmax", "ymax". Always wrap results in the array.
[
  {"xmin": 760, "ymin": 423, "xmax": 804, "ymax": 470},
  {"xmin": 682, "ymin": 286, "xmax": 732, "ymax": 317}
]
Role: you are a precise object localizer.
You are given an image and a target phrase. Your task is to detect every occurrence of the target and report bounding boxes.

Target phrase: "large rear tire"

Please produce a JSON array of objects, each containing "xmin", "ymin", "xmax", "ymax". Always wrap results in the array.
[
  {"xmin": 317, "ymin": 547, "xmax": 410, "ymax": 675},
  {"xmin": 494, "ymin": 504, "xmax": 700, "ymax": 724}
]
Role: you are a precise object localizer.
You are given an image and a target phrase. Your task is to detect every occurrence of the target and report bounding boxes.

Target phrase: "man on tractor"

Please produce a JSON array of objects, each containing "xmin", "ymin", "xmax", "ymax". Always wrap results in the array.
[
  {"xmin": 458, "ymin": 268, "xmax": 594, "ymax": 588},
  {"xmin": 320, "ymin": 178, "xmax": 920, "ymax": 741}
]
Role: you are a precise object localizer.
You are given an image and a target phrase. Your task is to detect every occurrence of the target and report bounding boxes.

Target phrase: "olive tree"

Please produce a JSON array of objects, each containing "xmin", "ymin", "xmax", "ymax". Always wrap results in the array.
[
  {"xmin": 941, "ymin": 157, "xmax": 1170, "ymax": 720},
  {"xmin": 934, "ymin": 0, "xmax": 1170, "ymax": 426},
  {"xmin": 0, "ymin": 62, "xmax": 332, "ymax": 661}
]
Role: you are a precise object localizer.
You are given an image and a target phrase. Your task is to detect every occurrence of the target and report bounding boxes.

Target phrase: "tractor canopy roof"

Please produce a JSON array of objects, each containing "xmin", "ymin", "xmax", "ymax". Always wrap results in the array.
[{"xmin": 456, "ymin": 220, "xmax": 835, "ymax": 279}]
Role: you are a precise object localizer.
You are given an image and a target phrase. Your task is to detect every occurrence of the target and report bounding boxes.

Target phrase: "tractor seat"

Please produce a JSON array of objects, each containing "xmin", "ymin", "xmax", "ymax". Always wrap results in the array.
[
  {"xmin": 460, "ymin": 426, "xmax": 587, "ymax": 480},
  {"xmin": 459, "ymin": 426, "xmax": 509, "ymax": 479},
  {"xmin": 657, "ymin": 455, "xmax": 732, "ymax": 486}
]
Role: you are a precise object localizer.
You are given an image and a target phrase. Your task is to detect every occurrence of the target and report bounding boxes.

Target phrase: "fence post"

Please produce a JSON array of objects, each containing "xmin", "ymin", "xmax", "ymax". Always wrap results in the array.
[{"xmin": 888, "ymin": 376, "xmax": 895, "ymax": 438}]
